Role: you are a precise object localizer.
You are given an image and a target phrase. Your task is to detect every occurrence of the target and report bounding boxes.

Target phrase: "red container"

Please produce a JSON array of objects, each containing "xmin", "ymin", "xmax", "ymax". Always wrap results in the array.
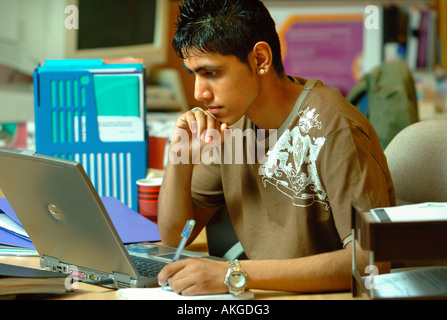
[{"xmin": 137, "ymin": 178, "xmax": 162, "ymax": 223}]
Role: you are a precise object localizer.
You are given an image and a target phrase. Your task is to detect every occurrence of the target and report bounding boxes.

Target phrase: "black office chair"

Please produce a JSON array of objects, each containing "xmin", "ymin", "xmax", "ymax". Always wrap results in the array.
[{"xmin": 206, "ymin": 205, "xmax": 247, "ymax": 260}]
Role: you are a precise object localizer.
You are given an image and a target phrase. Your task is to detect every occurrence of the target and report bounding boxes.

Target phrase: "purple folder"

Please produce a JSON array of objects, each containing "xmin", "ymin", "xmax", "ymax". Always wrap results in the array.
[{"xmin": 0, "ymin": 196, "xmax": 161, "ymax": 249}]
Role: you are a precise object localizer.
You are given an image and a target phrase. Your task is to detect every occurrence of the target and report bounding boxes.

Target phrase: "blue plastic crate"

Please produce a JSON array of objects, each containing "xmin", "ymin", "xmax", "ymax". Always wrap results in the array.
[{"xmin": 33, "ymin": 59, "xmax": 147, "ymax": 210}]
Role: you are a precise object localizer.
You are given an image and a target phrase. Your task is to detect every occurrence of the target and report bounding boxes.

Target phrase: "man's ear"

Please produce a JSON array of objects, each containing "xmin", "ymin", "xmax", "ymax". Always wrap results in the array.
[{"xmin": 253, "ymin": 41, "xmax": 273, "ymax": 75}]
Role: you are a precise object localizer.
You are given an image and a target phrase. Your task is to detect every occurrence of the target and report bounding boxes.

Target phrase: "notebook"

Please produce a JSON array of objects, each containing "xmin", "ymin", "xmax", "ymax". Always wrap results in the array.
[{"xmin": 0, "ymin": 148, "xmax": 221, "ymax": 289}]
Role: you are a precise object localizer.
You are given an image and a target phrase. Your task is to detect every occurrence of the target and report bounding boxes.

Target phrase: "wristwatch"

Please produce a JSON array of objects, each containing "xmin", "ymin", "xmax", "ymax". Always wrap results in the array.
[{"xmin": 224, "ymin": 259, "xmax": 247, "ymax": 296}]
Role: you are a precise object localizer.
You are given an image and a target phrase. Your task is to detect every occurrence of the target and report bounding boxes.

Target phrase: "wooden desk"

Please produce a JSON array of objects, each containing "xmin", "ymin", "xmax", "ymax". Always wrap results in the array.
[
  {"xmin": 0, "ymin": 189, "xmax": 355, "ymax": 300},
  {"xmin": 0, "ymin": 229, "xmax": 355, "ymax": 300}
]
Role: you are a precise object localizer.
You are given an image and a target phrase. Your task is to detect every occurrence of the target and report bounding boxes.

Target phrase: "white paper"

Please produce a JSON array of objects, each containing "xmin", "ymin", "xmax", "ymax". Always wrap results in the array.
[
  {"xmin": 372, "ymin": 202, "xmax": 447, "ymax": 222},
  {"xmin": 97, "ymin": 116, "xmax": 144, "ymax": 142},
  {"xmin": 116, "ymin": 286, "xmax": 254, "ymax": 300},
  {"xmin": 365, "ymin": 266, "xmax": 447, "ymax": 299}
]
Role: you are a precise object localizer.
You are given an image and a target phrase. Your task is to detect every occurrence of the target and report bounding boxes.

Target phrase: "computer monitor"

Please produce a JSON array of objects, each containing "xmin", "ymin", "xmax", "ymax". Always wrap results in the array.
[{"xmin": 0, "ymin": 0, "xmax": 169, "ymax": 77}]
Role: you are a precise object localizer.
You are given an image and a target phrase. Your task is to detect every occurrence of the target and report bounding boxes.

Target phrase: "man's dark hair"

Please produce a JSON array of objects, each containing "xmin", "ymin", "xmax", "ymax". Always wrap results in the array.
[{"xmin": 173, "ymin": 0, "xmax": 285, "ymax": 75}]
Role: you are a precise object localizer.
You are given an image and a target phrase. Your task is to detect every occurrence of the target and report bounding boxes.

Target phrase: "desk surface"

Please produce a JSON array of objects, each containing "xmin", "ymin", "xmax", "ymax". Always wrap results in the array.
[
  {"xmin": 0, "ymin": 230, "xmax": 355, "ymax": 300},
  {"xmin": 0, "ymin": 189, "xmax": 355, "ymax": 300}
]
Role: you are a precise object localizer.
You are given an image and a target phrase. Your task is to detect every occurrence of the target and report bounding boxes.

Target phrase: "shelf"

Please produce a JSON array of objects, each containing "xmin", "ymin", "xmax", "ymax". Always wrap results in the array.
[{"xmin": 351, "ymin": 206, "xmax": 447, "ymax": 299}]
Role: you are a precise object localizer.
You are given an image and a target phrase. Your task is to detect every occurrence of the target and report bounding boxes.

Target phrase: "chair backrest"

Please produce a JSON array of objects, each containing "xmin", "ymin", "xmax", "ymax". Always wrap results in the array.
[{"xmin": 384, "ymin": 120, "xmax": 447, "ymax": 205}]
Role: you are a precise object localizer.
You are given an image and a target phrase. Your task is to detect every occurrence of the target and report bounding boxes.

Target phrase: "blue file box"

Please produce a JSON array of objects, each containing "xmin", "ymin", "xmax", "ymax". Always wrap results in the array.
[{"xmin": 33, "ymin": 59, "xmax": 147, "ymax": 210}]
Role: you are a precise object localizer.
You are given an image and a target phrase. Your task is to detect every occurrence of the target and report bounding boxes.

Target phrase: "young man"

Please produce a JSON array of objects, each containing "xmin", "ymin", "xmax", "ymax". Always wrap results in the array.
[{"xmin": 157, "ymin": 0, "xmax": 395, "ymax": 296}]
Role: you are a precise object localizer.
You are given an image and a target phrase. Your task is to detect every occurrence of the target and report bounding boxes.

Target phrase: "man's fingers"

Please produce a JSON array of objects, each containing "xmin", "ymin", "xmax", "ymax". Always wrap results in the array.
[
  {"xmin": 174, "ymin": 108, "xmax": 228, "ymax": 152},
  {"xmin": 158, "ymin": 259, "xmax": 186, "ymax": 286},
  {"xmin": 191, "ymin": 108, "xmax": 222, "ymax": 143}
]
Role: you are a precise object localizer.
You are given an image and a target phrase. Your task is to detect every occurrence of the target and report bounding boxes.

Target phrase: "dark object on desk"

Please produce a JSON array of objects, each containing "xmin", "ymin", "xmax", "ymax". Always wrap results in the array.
[{"xmin": 0, "ymin": 262, "xmax": 68, "ymax": 297}]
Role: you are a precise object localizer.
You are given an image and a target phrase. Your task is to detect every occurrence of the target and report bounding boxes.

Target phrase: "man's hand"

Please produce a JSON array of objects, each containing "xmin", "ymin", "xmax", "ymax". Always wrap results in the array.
[
  {"xmin": 158, "ymin": 258, "xmax": 228, "ymax": 296},
  {"xmin": 179, "ymin": 107, "xmax": 228, "ymax": 143},
  {"xmin": 169, "ymin": 108, "xmax": 228, "ymax": 164}
]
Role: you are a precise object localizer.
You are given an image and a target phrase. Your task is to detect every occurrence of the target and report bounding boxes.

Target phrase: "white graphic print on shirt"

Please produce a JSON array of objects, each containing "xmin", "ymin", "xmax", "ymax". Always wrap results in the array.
[{"xmin": 260, "ymin": 107, "xmax": 330, "ymax": 210}]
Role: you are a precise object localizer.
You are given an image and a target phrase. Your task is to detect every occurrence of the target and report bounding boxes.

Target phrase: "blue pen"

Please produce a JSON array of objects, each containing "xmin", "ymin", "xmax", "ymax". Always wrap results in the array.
[{"xmin": 161, "ymin": 219, "xmax": 196, "ymax": 290}]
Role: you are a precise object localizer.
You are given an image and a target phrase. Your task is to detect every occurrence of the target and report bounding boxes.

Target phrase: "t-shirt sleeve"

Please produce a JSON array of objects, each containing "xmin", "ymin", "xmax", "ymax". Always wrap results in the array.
[
  {"xmin": 191, "ymin": 162, "xmax": 226, "ymax": 209},
  {"xmin": 319, "ymin": 125, "xmax": 394, "ymax": 244}
]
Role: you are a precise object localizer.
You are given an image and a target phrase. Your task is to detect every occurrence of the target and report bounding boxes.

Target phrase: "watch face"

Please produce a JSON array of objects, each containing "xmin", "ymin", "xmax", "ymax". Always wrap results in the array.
[{"xmin": 229, "ymin": 271, "xmax": 246, "ymax": 288}]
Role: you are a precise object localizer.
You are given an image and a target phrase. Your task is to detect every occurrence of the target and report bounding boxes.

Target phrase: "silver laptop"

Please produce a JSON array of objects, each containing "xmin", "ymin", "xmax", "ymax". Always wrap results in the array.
[{"xmin": 0, "ymin": 148, "xmax": 220, "ymax": 289}]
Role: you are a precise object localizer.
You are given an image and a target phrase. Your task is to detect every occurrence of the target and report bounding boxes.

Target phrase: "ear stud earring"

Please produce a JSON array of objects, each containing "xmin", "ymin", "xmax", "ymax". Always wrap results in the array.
[{"xmin": 259, "ymin": 69, "xmax": 265, "ymax": 75}]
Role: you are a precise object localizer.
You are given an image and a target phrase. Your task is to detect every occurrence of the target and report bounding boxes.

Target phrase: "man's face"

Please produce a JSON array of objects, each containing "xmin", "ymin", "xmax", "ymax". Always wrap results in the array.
[{"xmin": 183, "ymin": 50, "xmax": 260, "ymax": 126}]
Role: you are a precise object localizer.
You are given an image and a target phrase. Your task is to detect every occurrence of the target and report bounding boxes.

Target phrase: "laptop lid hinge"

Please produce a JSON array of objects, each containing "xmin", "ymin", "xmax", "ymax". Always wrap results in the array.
[{"xmin": 113, "ymin": 272, "xmax": 132, "ymax": 288}]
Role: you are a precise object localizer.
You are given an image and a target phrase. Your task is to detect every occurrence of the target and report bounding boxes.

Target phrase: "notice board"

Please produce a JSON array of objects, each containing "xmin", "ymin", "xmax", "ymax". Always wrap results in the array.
[{"xmin": 267, "ymin": 5, "xmax": 379, "ymax": 96}]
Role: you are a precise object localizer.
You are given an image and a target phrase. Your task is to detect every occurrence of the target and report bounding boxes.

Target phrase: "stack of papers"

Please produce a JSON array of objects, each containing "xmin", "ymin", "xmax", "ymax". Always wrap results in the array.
[
  {"xmin": 116, "ymin": 287, "xmax": 255, "ymax": 300},
  {"xmin": 0, "ymin": 199, "xmax": 33, "ymax": 250},
  {"xmin": 365, "ymin": 266, "xmax": 447, "ymax": 299},
  {"xmin": 0, "ymin": 196, "xmax": 161, "ymax": 255},
  {"xmin": 370, "ymin": 202, "xmax": 447, "ymax": 223},
  {"xmin": 0, "ymin": 262, "xmax": 68, "ymax": 297}
]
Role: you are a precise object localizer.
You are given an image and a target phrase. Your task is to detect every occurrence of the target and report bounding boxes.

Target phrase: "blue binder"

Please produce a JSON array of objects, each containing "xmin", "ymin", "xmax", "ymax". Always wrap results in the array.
[{"xmin": 33, "ymin": 59, "xmax": 147, "ymax": 210}]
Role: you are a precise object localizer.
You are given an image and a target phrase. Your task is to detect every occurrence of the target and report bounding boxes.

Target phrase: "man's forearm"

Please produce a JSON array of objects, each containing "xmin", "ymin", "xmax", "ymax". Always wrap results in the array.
[
  {"xmin": 158, "ymin": 160, "xmax": 196, "ymax": 246},
  {"xmin": 241, "ymin": 248, "xmax": 352, "ymax": 292},
  {"xmin": 158, "ymin": 110, "xmax": 226, "ymax": 247},
  {"xmin": 240, "ymin": 242, "xmax": 389, "ymax": 293}
]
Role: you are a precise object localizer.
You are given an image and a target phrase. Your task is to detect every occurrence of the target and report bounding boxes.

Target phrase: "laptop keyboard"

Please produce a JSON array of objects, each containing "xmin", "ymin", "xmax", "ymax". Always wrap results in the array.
[{"xmin": 130, "ymin": 255, "xmax": 166, "ymax": 277}]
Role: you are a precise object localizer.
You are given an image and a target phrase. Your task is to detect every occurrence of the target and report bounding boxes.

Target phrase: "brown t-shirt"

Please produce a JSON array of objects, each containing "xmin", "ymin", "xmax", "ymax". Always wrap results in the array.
[{"xmin": 191, "ymin": 77, "xmax": 395, "ymax": 260}]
